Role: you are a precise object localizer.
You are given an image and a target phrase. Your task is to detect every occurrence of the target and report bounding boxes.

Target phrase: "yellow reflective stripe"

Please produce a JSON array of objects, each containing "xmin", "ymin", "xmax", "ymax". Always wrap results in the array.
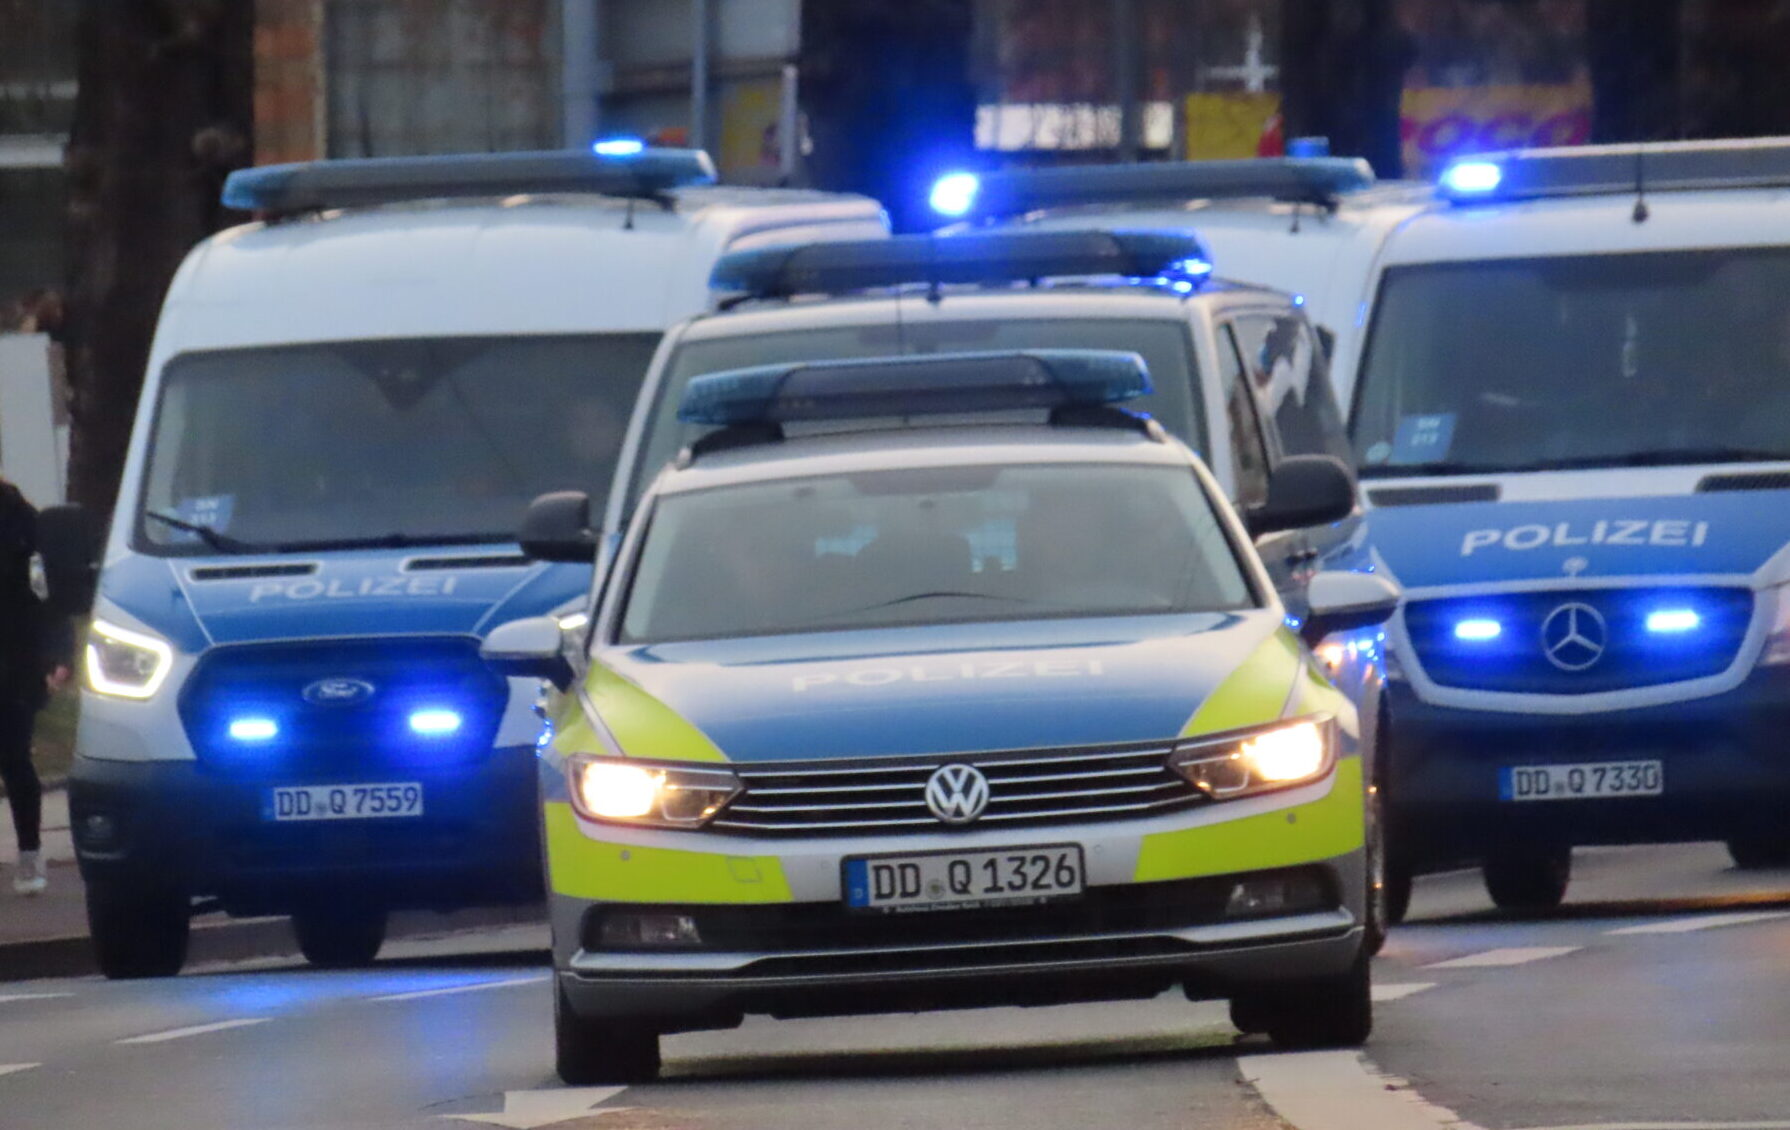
[
  {"xmin": 567, "ymin": 660, "xmax": 728, "ymax": 763},
  {"xmin": 544, "ymin": 802, "xmax": 793, "ymax": 903},
  {"xmin": 1180, "ymin": 628, "xmax": 1304, "ymax": 737},
  {"xmin": 1133, "ymin": 756, "xmax": 1365, "ymax": 882}
]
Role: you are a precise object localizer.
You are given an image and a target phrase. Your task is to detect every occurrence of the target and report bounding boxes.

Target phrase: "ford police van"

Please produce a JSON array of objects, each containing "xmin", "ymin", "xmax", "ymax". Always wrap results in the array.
[
  {"xmin": 482, "ymin": 349, "xmax": 1400, "ymax": 1083},
  {"xmin": 53, "ymin": 147, "xmax": 886, "ymax": 978},
  {"xmin": 955, "ymin": 141, "xmax": 1790, "ymax": 912}
]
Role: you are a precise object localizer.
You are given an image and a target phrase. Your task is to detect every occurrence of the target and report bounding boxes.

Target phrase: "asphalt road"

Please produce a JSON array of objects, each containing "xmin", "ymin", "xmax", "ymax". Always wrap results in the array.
[{"xmin": 3, "ymin": 844, "xmax": 1789, "ymax": 1130}]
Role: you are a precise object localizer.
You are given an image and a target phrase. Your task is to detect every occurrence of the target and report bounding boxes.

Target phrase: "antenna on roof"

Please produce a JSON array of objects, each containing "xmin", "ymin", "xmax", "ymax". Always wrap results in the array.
[{"xmin": 1632, "ymin": 148, "xmax": 1650, "ymax": 224}]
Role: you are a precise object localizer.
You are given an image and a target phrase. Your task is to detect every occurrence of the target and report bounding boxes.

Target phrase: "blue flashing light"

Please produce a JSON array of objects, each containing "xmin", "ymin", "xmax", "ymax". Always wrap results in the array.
[
  {"xmin": 1440, "ymin": 160, "xmax": 1504, "ymax": 196},
  {"xmin": 1286, "ymin": 136, "xmax": 1331, "ymax": 159},
  {"xmin": 1646, "ymin": 609, "xmax": 1702, "ymax": 634},
  {"xmin": 592, "ymin": 136, "xmax": 646, "ymax": 157},
  {"xmin": 1453, "ymin": 618, "xmax": 1503, "ymax": 642},
  {"xmin": 409, "ymin": 708, "xmax": 464, "ymax": 736},
  {"xmin": 929, "ymin": 171, "xmax": 981, "ymax": 217},
  {"xmin": 228, "ymin": 717, "xmax": 280, "ymax": 742}
]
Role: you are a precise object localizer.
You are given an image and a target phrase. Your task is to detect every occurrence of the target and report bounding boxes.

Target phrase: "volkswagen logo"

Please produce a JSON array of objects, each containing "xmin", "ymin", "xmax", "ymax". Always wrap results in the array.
[
  {"xmin": 302, "ymin": 677, "xmax": 377, "ymax": 706},
  {"xmin": 924, "ymin": 764, "xmax": 991, "ymax": 825},
  {"xmin": 1540, "ymin": 603, "xmax": 1608, "ymax": 672}
]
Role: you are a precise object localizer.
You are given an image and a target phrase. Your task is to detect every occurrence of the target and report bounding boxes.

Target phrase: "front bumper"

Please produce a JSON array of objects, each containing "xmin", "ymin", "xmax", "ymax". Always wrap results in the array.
[{"xmin": 1386, "ymin": 665, "xmax": 1790, "ymax": 857}]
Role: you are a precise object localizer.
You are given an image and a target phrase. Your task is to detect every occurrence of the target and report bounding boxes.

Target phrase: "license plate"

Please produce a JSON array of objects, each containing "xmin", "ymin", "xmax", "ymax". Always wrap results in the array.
[
  {"xmin": 1500, "ymin": 760, "xmax": 1663, "ymax": 802},
  {"xmin": 265, "ymin": 783, "xmax": 424, "ymax": 822},
  {"xmin": 843, "ymin": 845, "xmax": 1084, "ymax": 912}
]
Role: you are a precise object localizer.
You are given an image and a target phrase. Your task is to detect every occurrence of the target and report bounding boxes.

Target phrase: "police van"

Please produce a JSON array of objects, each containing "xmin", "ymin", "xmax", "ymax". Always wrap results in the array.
[
  {"xmin": 51, "ymin": 146, "xmax": 886, "ymax": 978},
  {"xmin": 483, "ymin": 349, "xmax": 1399, "ymax": 1083},
  {"xmin": 953, "ymin": 141, "xmax": 1790, "ymax": 912}
]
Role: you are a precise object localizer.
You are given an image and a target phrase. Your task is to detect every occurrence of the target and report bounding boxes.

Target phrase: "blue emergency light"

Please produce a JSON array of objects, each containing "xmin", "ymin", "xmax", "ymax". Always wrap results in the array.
[
  {"xmin": 676, "ymin": 350, "xmax": 1152, "ymax": 428},
  {"xmin": 1438, "ymin": 137, "xmax": 1790, "ymax": 205},
  {"xmin": 228, "ymin": 717, "xmax": 280, "ymax": 742},
  {"xmin": 710, "ymin": 229, "xmax": 1213, "ymax": 301},
  {"xmin": 930, "ymin": 156, "xmax": 1376, "ymax": 221},
  {"xmin": 223, "ymin": 147, "xmax": 716, "ymax": 214},
  {"xmin": 408, "ymin": 708, "xmax": 465, "ymax": 736}
]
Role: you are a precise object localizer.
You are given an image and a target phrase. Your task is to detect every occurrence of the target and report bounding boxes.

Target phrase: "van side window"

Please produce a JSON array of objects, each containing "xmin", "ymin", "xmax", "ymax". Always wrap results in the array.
[
  {"xmin": 1218, "ymin": 324, "xmax": 1271, "ymax": 509},
  {"xmin": 1234, "ymin": 314, "xmax": 1352, "ymax": 463}
]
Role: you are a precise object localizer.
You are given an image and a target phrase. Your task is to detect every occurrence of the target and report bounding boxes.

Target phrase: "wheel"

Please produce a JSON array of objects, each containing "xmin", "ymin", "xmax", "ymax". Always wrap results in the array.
[
  {"xmin": 1235, "ymin": 950, "xmax": 1373, "ymax": 1050},
  {"xmin": 292, "ymin": 906, "xmax": 387, "ymax": 968},
  {"xmin": 87, "ymin": 880, "xmax": 190, "ymax": 980},
  {"xmin": 1727, "ymin": 836, "xmax": 1790, "ymax": 870},
  {"xmin": 555, "ymin": 980, "xmax": 661, "ymax": 1085},
  {"xmin": 1364, "ymin": 782, "xmax": 1397, "ymax": 954},
  {"xmin": 1383, "ymin": 854, "xmax": 1414, "ymax": 929},
  {"xmin": 1483, "ymin": 845, "xmax": 1571, "ymax": 912}
]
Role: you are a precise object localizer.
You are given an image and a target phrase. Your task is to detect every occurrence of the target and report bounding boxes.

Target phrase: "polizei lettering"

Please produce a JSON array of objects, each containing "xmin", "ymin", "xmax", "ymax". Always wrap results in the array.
[
  {"xmin": 1459, "ymin": 520, "xmax": 1710, "ymax": 557},
  {"xmin": 247, "ymin": 575, "xmax": 460, "ymax": 601},
  {"xmin": 792, "ymin": 659, "xmax": 1106, "ymax": 692}
]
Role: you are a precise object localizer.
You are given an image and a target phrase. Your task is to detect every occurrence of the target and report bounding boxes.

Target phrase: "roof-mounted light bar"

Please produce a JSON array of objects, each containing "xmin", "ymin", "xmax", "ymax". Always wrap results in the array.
[
  {"xmin": 710, "ymin": 229, "xmax": 1213, "ymax": 301},
  {"xmin": 931, "ymin": 157, "xmax": 1375, "ymax": 220},
  {"xmin": 676, "ymin": 349, "xmax": 1152, "ymax": 428},
  {"xmin": 1438, "ymin": 137, "xmax": 1790, "ymax": 205},
  {"xmin": 222, "ymin": 147, "xmax": 717, "ymax": 214}
]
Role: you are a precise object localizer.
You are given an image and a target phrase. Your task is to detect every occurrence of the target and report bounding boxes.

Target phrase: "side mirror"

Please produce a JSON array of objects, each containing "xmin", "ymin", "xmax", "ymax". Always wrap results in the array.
[
  {"xmin": 1302, "ymin": 571, "xmax": 1401, "ymax": 647},
  {"xmin": 36, "ymin": 503, "xmax": 101, "ymax": 614},
  {"xmin": 1246, "ymin": 455, "xmax": 1356, "ymax": 538},
  {"xmin": 519, "ymin": 491, "xmax": 598, "ymax": 563},
  {"xmin": 481, "ymin": 615, "xmax": 574, "ymax": 690}
]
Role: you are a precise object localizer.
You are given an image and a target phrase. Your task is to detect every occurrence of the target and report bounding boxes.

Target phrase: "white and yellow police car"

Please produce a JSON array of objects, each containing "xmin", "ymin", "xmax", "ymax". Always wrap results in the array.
[{"xmin": 483, "ymin": 349, "xmax": 1400, "ymax": 1083}]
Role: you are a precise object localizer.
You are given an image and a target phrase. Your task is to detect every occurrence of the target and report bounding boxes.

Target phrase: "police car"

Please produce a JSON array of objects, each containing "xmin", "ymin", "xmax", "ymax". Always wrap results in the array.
[{"xmin": 483, "ymin": 349, "xmax": 1400, "ymax": 1084}]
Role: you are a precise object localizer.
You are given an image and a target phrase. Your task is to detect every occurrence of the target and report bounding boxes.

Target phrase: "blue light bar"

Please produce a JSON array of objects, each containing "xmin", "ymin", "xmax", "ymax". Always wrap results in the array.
[
  {"xmin": 409, "ymin": 708, "xmax": 464, "ymax": 736},
  {"xmin": 229, "ymin": 717, "xmax": 280, "ymax": 742},
  {"xmin": 710, "ymin": 229, "xmax": 1215, "ymax": 300},
  {"xmin": 930, "ymin": 171, "xmax": 981, "ymax": 218},
  {"xmin": 223, "ymin": 148, "xmax": 716, "ymax": 214},
  {"xmin": 1440, "ymin": 160, "xmax": 1503, "ymax": 196},
  {"xmin": 1645, "ymin": 609, "xmax": 1701, "ymax": 634},
  {"xmin": 1453, "ymin": 619, "xmax": 1503, "ymax": 642},
  {"xmin": 941, "ymin": 156, "xmax": 1375, "ymax": 220},
  {"xmin": 1438, "ymin": 137, "xmax": 1790, "ymax": 205},
  {"xmin": 677, "ymin": 350, "xmax": 1152, "ymax": 428}
]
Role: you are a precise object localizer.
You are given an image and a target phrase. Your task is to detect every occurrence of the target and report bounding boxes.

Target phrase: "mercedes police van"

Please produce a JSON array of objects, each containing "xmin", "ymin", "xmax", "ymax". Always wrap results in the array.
[
  {"xmin": 53, "ymin": 146, "xmax": 886, "ymax": 978},
  {"xmin": 482, "ymin": 349, "xmax": 1400, "ymax": 1083},
  {"xmin": 950, "ymin": 141, "xmax": 1790, "ymax": 913}
]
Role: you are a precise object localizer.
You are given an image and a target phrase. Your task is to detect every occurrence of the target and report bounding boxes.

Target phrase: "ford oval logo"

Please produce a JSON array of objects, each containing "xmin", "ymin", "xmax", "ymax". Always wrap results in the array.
[{"xmin": 302, "ymin": 677, "xmax": 377, "ymax": 706}]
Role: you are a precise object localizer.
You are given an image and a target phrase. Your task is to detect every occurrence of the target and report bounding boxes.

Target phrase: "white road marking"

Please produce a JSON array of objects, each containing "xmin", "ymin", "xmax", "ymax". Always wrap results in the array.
[
  {"xmin": 0, "ymin": 993, "xmax": 72, "ymax": 1004},
  {"xmin": 1239, "ymin": 1050, "xmax": 1486, "ymax": 1130},
  {"xmin": 369, "ymin": 974, "xmax": 547, "ymax": 1003},
  {"xmin": 0, "ymin": 1064, "xmax": 40, "ymax": 1078},
  {"xmin": 1606, "ymin": 911, "xmax": 1790, "ymax": 936},
  {"xmin": 1423, "ymin": 946, "xmax": 1580, "ymax": 969},
  {"xmin": 1372, "ymin": 982, "xmax": 1437, "ymax": 1002},
  {"xmin": 1517, "ymin": 1124, "xmax": 1790, "ymax": 1130},
  {"xmin": 444, "ymin": 1087, "xmax": 629, "ymax": 1128},
  {"xmin": 116, "ymin": 1017, "xmax": 270, "ymax": 1045}
]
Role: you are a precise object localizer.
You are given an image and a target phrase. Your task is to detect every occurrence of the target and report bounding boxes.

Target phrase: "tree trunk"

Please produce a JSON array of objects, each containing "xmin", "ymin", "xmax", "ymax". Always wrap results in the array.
[
  {"xmin": 61, "ymin": 0, "xmax": 254, "ymax": 515},
  {"xmin": 1585, "ymin": 0, "xmax": 1682, "ymax": 142},
  {"xmin": 800, "ymin": 0, "xmax": 977, "ymax": 232},
  {"xmin": 1279, "ymin": 0, "xmax": 1412, "ymax": 178}
]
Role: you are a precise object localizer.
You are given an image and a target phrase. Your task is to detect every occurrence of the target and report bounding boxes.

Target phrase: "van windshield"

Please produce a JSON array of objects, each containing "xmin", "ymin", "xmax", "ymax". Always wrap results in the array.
[
  {"xmin": 624, "ymin": 316, "xmax": 1206, "ymax": 516},
  {"xmin": 138, "ymin": 334, "xmax": 659, "ymax": 554},
  {"xmin": 1353, "ymin": 248, "xmax": 1790, "ymax": 478}
]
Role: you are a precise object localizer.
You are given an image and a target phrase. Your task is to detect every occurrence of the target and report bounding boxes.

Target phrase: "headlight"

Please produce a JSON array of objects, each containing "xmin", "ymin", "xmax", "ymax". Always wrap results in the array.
[
  {"xmin": 1762, "ymin": 584, "xmax": 1790, "ymax": 666},
  {"xmin": 1167, "ymin": 717, "xmax": 1335, "ymax": 800},
  {"xmin": 566, "ymin": 756, "xmax": 742, "ymax": 828},
  {"xmin": 85, "ymin": 619, "xmax": 174, "ymax": 700}
]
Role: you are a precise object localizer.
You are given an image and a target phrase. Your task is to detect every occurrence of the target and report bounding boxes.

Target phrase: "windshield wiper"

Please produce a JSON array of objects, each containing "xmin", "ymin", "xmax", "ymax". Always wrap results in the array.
[
  {"xmin": 144, "ymin": 510, "xmax": 263, "ymax": 554},
  {"xmin": 796, "ymin": 590, "xmax": 1031, "ymax": 624},
  {"xmin": 1527, "ymin": 448, "xmax": 1790, "ymax": 471},
  {"xmin": 1358, "ymin": 460, "xmax": 1514, "ymax": 479},
  {"xmin": 267, "ymin": 532, "xmax": 514, "ymax": 553}
]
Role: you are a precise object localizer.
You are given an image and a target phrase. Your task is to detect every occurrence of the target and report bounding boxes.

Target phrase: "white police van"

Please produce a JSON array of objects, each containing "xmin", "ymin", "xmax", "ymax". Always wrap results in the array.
[
  {"xmin": 950, "ymin": 141, "xmax": 1790, "ymax": 911},
  {"xmin": 53, "ymin": 146, "xmax": 886, "ymax": 978}
]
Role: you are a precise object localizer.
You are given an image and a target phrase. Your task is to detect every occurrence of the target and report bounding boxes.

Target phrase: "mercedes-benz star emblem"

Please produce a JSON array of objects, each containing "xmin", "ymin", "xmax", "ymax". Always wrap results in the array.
[
  {"xmin": 924, "ymin": 764, "xmax": 991, "ymax": 825},
  {"xmin": 1540, "ymin": 602, "xmax": 1607, "ymax": 671},
  {"xmin": 302, "ymin": 677, "xmax": 377, "ymax": 706}
]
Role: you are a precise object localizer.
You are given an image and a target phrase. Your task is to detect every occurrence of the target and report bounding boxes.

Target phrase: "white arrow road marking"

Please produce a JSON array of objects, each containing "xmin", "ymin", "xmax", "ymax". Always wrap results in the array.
[
  {"xmin": 117, "ymin": 1018, "xmax": 270, "ymax": 1045},
  {"xmin": 444, "ymin": 1087, "xmax": 630, "ymax": 1129},
  {"xmin": 1606, "ymin": 911, "xmax": 1790, "ymax": 935},
  {"xmin": 1372, "ymin": 982, "xmax": 1437, "ymax": 1002},
  {"xmin": 1423, "ymin": 946, "xmax": 1580, "ymax": 969},
  {"xmin": 0, "ymin": 1064, "xmax": 40, "ymax": 1078},
  {"xmin": 1239, "ymin": 1050, "xmax": 1487, "ymax": 1130},
  {"xmin": 369, "ymin": 974, "xmax": 547, "ymax": 1003},
  {"xmin": 0, "ymin": 993, "xmax": 71, "ymax": 1004}
]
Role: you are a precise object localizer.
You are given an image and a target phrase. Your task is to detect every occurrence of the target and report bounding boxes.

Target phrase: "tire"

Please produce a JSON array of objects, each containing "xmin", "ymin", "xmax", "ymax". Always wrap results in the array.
[
  {"xmin": 1364, "ymin": 782, "xmax": 1394, "ymax": 955},
  {"xmin": 1483, "ymin": 845, "xmax": 1571, "ymax": 912},
  {"xmin": 555, "ymin": 981, "xmax": 661, "ymax": 1085},
  {"xmin": 1241, "ymin": 950, "xmax": 1374, "ymax": 1050},
  {"xmin": 87, "ymin": 880, "xmax": 190, "ymax": 980},
  {"xmin": 1383, "ymin": 854, "xmax": 1414, "ymax": 929},
  {"xmin": 292, "ymin": 906, "xmax": 387, "ymax": 968},
  {"xmin": 1727, "ymin": 837, "xmax": 1790, "ymax": 870}
]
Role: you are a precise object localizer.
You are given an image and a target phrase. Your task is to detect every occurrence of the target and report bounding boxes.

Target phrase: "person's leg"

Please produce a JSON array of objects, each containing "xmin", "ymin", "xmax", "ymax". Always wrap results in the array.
[{"xmin": 0, "ymin": 699, "xmax": 42, "ymax": 856}]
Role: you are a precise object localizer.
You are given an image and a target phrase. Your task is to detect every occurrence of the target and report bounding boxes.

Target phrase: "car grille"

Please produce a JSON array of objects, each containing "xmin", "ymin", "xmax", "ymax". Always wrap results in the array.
[{"xmin": 711, "ymin": 740, "xmax": 1204, "ymax": 836}]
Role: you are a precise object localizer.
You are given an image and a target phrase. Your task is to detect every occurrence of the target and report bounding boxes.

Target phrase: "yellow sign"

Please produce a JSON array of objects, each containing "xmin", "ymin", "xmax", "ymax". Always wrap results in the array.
[{"xmin": 1184, "ymin": 92, "xmax": 1282, "ymax": 161}]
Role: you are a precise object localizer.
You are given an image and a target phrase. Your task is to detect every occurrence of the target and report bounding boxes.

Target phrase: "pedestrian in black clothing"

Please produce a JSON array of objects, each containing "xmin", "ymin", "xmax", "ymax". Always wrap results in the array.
[{"xmin": 0, "ymin": 476, "xmax": 70, "ymax": 896}]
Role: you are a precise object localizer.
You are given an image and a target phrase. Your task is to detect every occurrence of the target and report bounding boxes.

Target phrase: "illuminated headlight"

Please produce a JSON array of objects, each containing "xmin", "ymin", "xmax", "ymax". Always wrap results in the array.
[
  {"xmin": 566, "ymin": 756, "xmax": 742, "ymax": 828},
  {"xmin": 1167, "ymin": 718, "xmax": 1335, "ymax": 800},
  {"xmin": 85, "ymin": 619, "xmax": 174, "ymax": 699}
]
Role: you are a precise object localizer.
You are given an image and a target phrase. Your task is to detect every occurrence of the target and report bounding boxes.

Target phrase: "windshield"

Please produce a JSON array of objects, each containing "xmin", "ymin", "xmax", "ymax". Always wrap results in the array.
[
  {"xmin": 1354, "ymin": 248, "xmax": 1790, "ymax": 477},
  {"xmin": 138, "ymin": 334, "xmax": 658, "ymax": 554},
  {"xmin": 625, "ymin": 316, "xmax": 1206, "ymax": 516},
  {"xmin": 618, "ymin": 462, "xmax": 1252, "ymax": 643}
]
